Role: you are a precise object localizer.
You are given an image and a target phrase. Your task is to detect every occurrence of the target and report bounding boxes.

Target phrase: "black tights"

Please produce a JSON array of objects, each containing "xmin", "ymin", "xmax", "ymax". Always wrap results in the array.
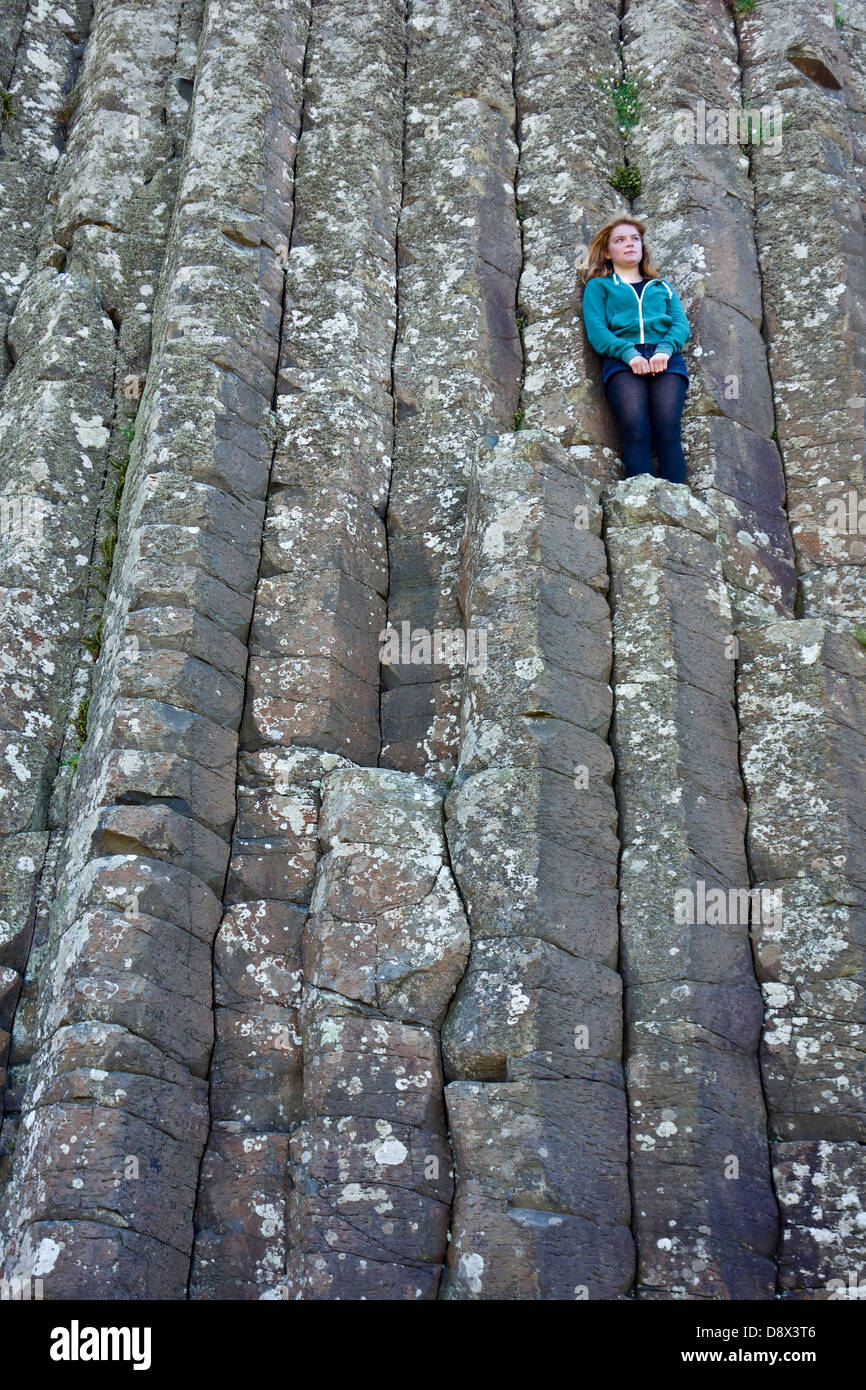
[{"xmin": 604, "ymin": 368, "xmax": 688, "ymax": 484}]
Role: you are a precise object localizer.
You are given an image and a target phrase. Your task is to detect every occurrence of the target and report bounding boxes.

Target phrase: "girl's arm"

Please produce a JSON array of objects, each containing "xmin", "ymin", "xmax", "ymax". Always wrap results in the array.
[
  {"xmin": 654, "ymin": 283, "xmax": 691, "ymax": 358},
  {"xmin": 581, "ymin": 278, "xmax": 639, "ymax": 364}
]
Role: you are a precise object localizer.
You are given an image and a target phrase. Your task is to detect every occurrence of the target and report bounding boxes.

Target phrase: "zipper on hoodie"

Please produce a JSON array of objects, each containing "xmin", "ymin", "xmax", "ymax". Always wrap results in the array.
[{"xmin": 614, "ymin": 269, "xmax": 645, "ymax": 343}]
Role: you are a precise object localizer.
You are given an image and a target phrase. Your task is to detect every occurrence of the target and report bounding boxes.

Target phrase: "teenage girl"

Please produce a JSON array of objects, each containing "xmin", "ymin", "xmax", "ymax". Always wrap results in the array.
[{"xmin": 580, "ymin": 218, "xmax": 691, "ymax": 484}]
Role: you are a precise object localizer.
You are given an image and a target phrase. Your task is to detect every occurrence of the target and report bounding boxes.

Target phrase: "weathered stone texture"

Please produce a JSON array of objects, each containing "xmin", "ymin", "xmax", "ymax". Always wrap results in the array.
[
  {"xmin": 738, "ymin": 621, "xmax": 866, "ymax": 1151},
  {"xmin": 381, "ymin": 0, "xmax": 523, "ymax": 777},
  {"xmin": 262, "ymin": 0, "xmax": 405, "ymax": 768},
  {"xmin": 741, "ymin": 0, "xmax": 866, "ymax": 622},
  {"xmin": 0, "ymin": 0, "xmax": 87, "ymax": 379},
  {"xmin": 2, "ymin": 0, "xmax": 866, "ymax": 1307},
  {"xmin": 190, "ymin": 747, "xmax": 349, "ymax": 1299},
  {"xmin": 287, "ymin": 766, "xmax": 467, "ymax": 1299},
  {"xmin": 0, "ymin": 0, "xmax": 203, "ymax": 1147},
  {"xmin": 605, "ymin": 475, "xmax": 777, "ymax": 1299},
  {"xmin": 0, "ymin": 0, "xmax": 308, "ymax": 1298},
  {"xmin": 774, "ymin": 1141, "xmax": 866, "ymax": 1298},
  {"xmin": 440, "ymin": 432, "xmax": 633, "ymax": 1299}
]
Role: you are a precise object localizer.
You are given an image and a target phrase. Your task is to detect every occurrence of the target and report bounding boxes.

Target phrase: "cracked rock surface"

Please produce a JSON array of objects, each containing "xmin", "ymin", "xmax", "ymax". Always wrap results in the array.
[{"xmin": 0, "ymin": 0, "xmax": 864, "ymax": 1301}]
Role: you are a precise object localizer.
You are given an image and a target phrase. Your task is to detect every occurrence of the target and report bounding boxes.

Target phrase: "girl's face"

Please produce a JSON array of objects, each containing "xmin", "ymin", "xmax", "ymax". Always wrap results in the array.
[{"xmin": 606, "ymin": 223, "xmax": 643, "ymax": 270}]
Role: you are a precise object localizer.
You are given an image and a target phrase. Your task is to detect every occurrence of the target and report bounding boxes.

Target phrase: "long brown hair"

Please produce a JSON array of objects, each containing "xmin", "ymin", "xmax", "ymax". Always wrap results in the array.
[{"xmin": 579, "ymin": 217, "xmax": 661, "ymax": 284}]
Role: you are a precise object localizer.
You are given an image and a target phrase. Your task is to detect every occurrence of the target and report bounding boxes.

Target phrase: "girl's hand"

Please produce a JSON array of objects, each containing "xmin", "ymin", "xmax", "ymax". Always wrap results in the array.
[
  {"xmin": 629, "ymin": 355, "xmax": 650, "ymax": 374},
  {"xmin": 649, "ymin": 353, "xmax": 669, "ymax": 373}
]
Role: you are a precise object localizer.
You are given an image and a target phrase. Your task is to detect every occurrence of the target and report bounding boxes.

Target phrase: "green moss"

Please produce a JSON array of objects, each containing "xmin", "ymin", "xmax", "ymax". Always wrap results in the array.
[
  {"xmin": 73, "ymin": 697, "xmax": 90, "ymax": 748},
  {"xmin": 732, "ymin": 0, "xmax": 757, "ymax": 14},
  {"xmin": 853, "ymin": 625, "xmax": 866, "ymax": 649},
  {"xmin": 512, "ymin": 408, "xmax": 525, "ymax": 430},
  {"xmin": 835, "ymin": 1, "xmax": 845, "ymax": 26},
  {"xmin": 0, "ymin": 89, "xmax": 14, "ymax": 124},
  {"xmin": 609, "ymin": 164, "xmax": 642, "ymax": 199},
  {"xmin": 55, "ymin": 79, "xmax": 82, "ymax": 125}
]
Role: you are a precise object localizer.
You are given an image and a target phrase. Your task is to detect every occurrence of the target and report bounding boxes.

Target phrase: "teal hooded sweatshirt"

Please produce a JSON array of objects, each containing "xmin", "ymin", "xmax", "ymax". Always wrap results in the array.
[{"xmin": 582, "ymin": 270, "xmax": 691, "ymax": 364}]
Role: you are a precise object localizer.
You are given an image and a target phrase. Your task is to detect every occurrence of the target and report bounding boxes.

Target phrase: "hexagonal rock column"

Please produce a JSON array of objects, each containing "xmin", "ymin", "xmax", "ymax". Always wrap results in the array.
[
  {"xmin": 441, "ymin": 430, "xmax": 633, "ymax": 1300},
  {"xmin": 380, "ymin": 0, "xmax": 522, "ymax": 778},
  {"xmin": 740, "ymin": 0, "xmax": 866, "ymax": 623},
  {"xmin": 622, "ymin": 0, "xmax": 797, "ymax": 623},
  {"xmin": 260, "ymin": 0, "xmax": 406, "ymax": 767},
  {"xmin": 604, "ymin": 475, "xmax": 777, "ymax": 1299},
  {"xmin": 190, "ymin": 748, "xmax": 351, "ymax": 1300},
  {"xmin": 0, "ymin": 0, "xmax": 310, "ymax": 1299},
  {"xmin": 737, "ymin": 619, "xmax": 866, "ymax": 1295},
  {"xmin": 0, "ymin": 0, "xmax": 199, "ymax": 1128},
  {"xmin": 287, "ymin": 767, "xmax": 469, "ymax": 1299}
]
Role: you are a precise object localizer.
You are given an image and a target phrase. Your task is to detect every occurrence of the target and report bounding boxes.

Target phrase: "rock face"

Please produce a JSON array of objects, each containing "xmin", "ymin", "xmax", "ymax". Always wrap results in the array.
[{"xmin": 0, "ymin": 0, "xmax": 864, "ymax": 1302}]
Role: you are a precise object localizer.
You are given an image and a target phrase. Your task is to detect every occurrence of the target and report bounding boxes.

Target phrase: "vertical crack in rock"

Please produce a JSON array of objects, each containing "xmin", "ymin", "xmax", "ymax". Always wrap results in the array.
[
  {"xmin": 510, "ymin": 0, "xmax": 526, "ymax": 418},
  {"xmin": 0, "ymin": 0, "xmax": 305, "ymax": 1298},
  {"xmin": 379, "ymin": 0, "xmax": 522, "ymax": 779},
  {"xmin": 439, "ymin": 432, "xmax": 633, "ymax": 1299},
  {"xmin": 379, "ymin": 0, "xmax": 410, "ymax": 762},
  {"xmin": 0, "ymin": 0, "xmax": 202, "ymax": 1186},
  {"xmin": 602, "ymin": 476, "xmax": 778, "ymax": 1299}
]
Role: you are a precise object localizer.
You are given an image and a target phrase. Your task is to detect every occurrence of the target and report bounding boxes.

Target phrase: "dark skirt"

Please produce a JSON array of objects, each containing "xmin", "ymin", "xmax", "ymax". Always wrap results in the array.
[{"xmin": 602, "ymin": 341, "xmax": 689, "ymax": 389}]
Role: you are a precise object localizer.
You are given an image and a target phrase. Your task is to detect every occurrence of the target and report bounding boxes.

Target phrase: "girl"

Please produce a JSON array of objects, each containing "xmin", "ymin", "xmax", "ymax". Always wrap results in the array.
[{"xmin": 580, "ymin": 218, "xmax": 691, "ymax": 485}]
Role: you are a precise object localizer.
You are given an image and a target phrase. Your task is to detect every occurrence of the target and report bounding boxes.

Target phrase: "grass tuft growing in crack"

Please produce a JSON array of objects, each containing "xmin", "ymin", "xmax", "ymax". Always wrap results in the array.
[
  {"xmin": 83, "ymin": 416, "xmax": 134, "ymax": 641},
  {"xmin": 0, "ymin": 89, "xmax": 14, "ymax": 124},
  {"xmin": 595, "ymin": 71, "xmax": 643, "ymax": 137}
]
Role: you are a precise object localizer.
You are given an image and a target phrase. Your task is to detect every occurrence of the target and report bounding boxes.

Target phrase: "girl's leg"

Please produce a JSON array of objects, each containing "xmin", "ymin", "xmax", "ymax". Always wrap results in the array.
[
  {"xmin": 648, "ymin": 370, "xmax": 688, "ymax": 484},
  {"xmin": 604, "ymin": 369, "xmax": 653, "ymax": 476}
]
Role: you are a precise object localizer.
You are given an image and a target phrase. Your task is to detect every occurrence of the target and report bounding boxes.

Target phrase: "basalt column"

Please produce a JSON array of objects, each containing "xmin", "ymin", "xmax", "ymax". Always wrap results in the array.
[
  {"xmin": 288, "ymin": 767, "xmax": 469, "ymax": 1300},
  {"xmin": 381, "ymin": 0, "xmax": 522, "ymax": 778},
  {"xmin": 738, "ymin": 621, "xmax": 866, "ymax": 1296},
  {"xmin": 441, "ymin": 431, "xmax": 633, "ymax": 1300},
  {"xmin": 191, "ymin": 0, "xmax": 405, "ymax": 1299},
  {"xmin": 0, "ymin": 0, "xmax": 201, "ymax": 1147},
  {"xmin": 604, "ymin": 476, "xmax": 778, "ymax": 1299},
  {"xmin": 0, "ymin": 0, "xmax": 307, "ymax": 1298},
  {"xmin": 740, "ymin": 0, "xmax": 866, "ymax": 624}
]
